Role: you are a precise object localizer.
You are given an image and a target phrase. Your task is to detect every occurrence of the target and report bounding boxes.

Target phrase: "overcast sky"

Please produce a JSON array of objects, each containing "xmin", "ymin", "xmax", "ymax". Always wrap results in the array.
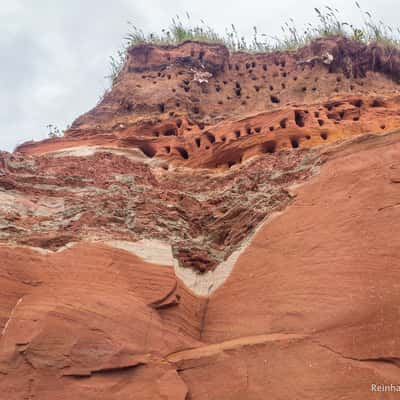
[{"xmin": 1, "ymin": 0, "xmax": 398, "ymax": 151}]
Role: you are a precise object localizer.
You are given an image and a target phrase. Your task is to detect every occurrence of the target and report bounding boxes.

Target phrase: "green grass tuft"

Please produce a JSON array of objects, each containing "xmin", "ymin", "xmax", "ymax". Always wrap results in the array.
[{"xmin": 107, "ymin": 3, "xmax": 400, "ymax": 85}]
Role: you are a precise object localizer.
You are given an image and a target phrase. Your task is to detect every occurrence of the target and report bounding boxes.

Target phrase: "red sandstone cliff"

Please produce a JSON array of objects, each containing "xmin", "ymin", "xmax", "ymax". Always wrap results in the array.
[{"xmin": 1, "ymin": 36, "xmax": 400, "ymax": 399}]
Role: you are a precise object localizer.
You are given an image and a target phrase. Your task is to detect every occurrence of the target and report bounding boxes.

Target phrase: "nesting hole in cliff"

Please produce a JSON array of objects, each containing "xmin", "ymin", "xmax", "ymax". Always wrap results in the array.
[
  {"xmin": 263, "ymin": 64, "xmax": 267, "ymax": 71},
  {"xmin": 158, "ymin": 103, "xmax": 165, "ymax": 113},
  {"xmin": 353, "ymin": 116, "xmax": 360, "ymax": 121},
  {"xmin": 290, "ymin": 137, "xmax": 300, "ymax": 148},
  {"xmin": 262, "ymin": 140, "xmax": 277, "ymax": 154},
  {"xmin": 163, "ymin": 128, "xmax": 177, "ymax": 136},
  {"xmin": 176, "ymin": 147, "xmax": 189, "ymax": 159},
  {"xmin": 294, "ymin": 110, "xmax": 305, "ymax": 127},
  {"xmin": 205, "ymin": 132, "xmax": 216, "ymax": 144},
  {"xmin": 153, "ymin": 131, "xmax": 160, "ymax": 137},
  {"xmin": 246, "ymin": 126, "xmax": 252, "ymax": 135},
  {"xmin": 254, "ymin": 86, "xmax": 260, "ymax": 92},
  {"xmin": 269, "ymin": 85, "xmax": 274, "ymax": 91},
  {"xmin": 280, "ymin": 118, "xmax": 288, "ymax": 129},
  {"xmin": 371, "ymin": 99, "xmax": 386, "ymax": 107},
  {"xmin": 176, "ymin": 119, "xmax": 183, "ymax": 128},
  {"xmin": 164, "ymin": 146, "xmax": 171, "ymax": 154},
  {"xmin": 327, "ymin": 112, "xmax": 339, "ymax": 121},
  {"xmin": 305, "ymin": 134, "xmax": 311, "ymax": 140},
  {"xmin": 314, "ymin": 111, "xmax": 320, "ymax": 118},
  {"xmin": 195, "ymin": 138, "xmax": 201, "ymax": 147},
  {"xmin": 270, "ymin": 95, "xmax": 280, "ymax": 104},
  {"xmin": 235, "ymin": 88, "xmax": 241, "ymax": 96},
  {"xmin": 255, "ymin": 127, "xmax": 261, "ymax": 133},
  {"xmin": 318, "ymin": 119, "xmax": 325, "ymax": 126},
  {"xmin": 228, "ymin": 160, "xmax": 237, "ymax": 168},
  {"xmin": 380, "ymin": 124, "xmax": 386, "ymax": 129},
  {"xmin": 320, "ymin": 132, "xmax": 328, "ymax": 140},
  {"xmin": 234, "ymin": 130, "xmax": 241, "ymax": 138},
  {"xmin": 221, "ymin": 136, "xmax": 227, "ymax": 142},
  {"xmin": 139, "ymin": 144, "xmax": 156, "ymax": 158},
  {"xmin": 351, "ymin": 99, "xmax": 363, "ymax": 108},
  {"xmin": 269, "ymin": 126, "xmax": 275, "ymax": 131}
]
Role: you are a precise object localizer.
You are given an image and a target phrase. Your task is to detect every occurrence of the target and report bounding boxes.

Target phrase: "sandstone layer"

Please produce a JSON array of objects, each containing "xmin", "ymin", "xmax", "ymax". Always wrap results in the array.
[{"xmin": 1, "ymin": 36, "xmax": 400, "ymax": 398}]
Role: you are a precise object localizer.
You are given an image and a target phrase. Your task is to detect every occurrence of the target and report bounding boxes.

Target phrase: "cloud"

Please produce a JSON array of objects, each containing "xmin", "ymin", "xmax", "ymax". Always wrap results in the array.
[{"xmin": 0, "ymin": 0, "xmax": 136, "ymax": 150}]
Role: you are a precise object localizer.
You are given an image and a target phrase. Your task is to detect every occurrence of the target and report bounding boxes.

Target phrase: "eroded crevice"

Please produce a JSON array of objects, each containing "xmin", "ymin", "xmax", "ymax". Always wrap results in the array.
[
  {"xmin": 64, "ymin": 362, "xmax": 146, "ymax": 378},
  {"xmin": 311, "ymin": 339, "xmax": 400, "ymax": 372}
]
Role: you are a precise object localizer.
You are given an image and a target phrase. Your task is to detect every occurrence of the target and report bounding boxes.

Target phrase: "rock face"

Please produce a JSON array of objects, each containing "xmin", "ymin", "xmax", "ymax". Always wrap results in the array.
[{"xmin": 1, "ymin": 36, "xmax": 400, "ymax": 398}]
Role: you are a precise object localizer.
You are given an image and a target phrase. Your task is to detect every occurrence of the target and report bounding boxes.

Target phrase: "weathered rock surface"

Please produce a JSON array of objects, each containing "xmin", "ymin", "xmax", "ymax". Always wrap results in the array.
[{"xmin": 1, "ymin": 37, "xmax": 400, "ymax": 398}]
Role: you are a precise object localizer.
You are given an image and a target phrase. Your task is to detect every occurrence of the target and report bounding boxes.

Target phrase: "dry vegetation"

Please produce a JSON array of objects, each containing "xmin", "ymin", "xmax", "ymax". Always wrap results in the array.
[{"xmin": 108, "ymin": 3, "xmax": 400, "ymax": 84}]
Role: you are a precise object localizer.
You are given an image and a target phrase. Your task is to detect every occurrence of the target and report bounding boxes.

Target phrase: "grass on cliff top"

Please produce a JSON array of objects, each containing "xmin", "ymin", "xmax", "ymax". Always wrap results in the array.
[{"xmin": 108, "ymin": 3, "xmax": 400, "ymax": 84}]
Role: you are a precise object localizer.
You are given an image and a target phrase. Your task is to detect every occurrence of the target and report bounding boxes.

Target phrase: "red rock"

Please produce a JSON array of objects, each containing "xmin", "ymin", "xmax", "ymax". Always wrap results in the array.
[{"xmin": 1, "ymin": 37, "xmax": 400, "ymax": 398}]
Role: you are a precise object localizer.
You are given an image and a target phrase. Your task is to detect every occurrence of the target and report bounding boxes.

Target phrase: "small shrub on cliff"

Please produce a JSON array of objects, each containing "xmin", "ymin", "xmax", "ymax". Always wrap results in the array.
[{"xmin": 46, "ymin": 124, "xmax": 66, "ymax": 138}]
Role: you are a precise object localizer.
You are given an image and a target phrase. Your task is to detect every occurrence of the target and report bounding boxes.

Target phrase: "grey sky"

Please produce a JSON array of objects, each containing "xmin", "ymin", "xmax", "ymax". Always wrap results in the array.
[{"xmin": 1, "ymin": 0, "xmax": 397, "ymax": 151}]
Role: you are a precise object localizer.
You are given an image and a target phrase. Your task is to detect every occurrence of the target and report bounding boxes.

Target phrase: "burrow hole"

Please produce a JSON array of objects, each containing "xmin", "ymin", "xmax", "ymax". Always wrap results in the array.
[
  {"xmin": 176, "ymin": 147, "xmax": 189, "ymax": 159},
  {"xmin": 294, "ymin": 110, "xmax": 305, "ymax": 127},
  {"xmin": 290, "ymin": 137, "xmax": 300, "ymax": 148},
  {"xmin": 205, "ymin": 132, "xmax": 216, "ymax": 144},
  {"xmin": 262, "ymin": 140, "xmax": 277, "ymax": 154},
  {"xmin": 270, "ymin": 95, "xmax": 280, "ymax": 104},
  {"xmin": 320, "ymin": 132, "xmax": 328, "ymax": 140}
]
